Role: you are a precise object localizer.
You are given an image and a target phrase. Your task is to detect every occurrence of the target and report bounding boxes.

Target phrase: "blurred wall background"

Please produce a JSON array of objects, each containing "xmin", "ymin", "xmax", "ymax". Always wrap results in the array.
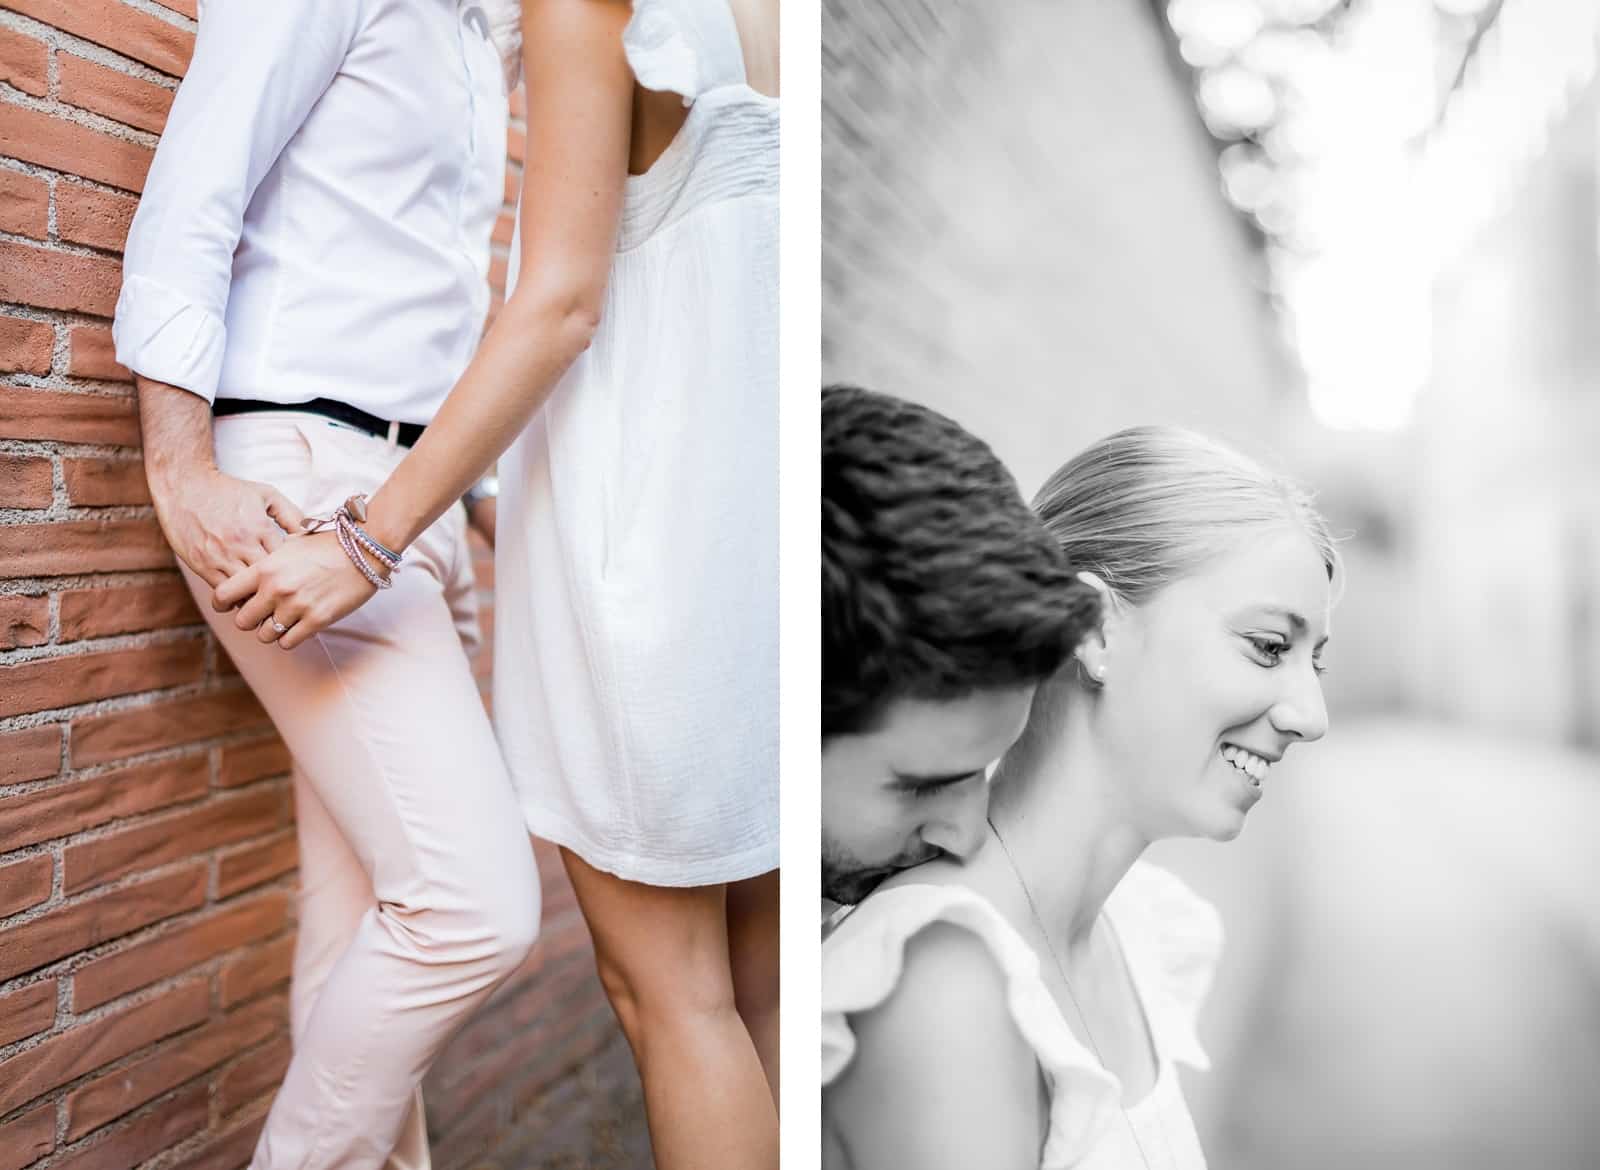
[{"xmin": 824, "ymin": 1, "xmax": 1600, "ymax": 1166}]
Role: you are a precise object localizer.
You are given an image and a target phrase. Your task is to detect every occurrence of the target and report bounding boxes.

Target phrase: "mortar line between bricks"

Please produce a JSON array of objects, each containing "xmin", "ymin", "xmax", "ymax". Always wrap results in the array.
[
  {"xmin": 0, "ymin": 8, "xmax": 190, "ymax": 90},
  {"xmin": 0, "ymin": 730, "xmax": 280, "ymax": 799},
  {"xmin": 0, "ymin": 222, "xmax": 136, "ymax": 261},
  {"xmin": 0, "ymin": 568, "xmax": 188, "ymax": 596},
  {"xmin": 0, "ymin": 619, "xmax": 208, "ymax": 659},
  {"xmin": 0, "ymin": 674, "xmax": 257, "ymax": 734},
  {"xmin": 0, "ymin": 503, "xmax": 157, "ymax": 524},
  {"xmin": 1, "ymin": 86, "xmax": 160, "ymax": 148}
]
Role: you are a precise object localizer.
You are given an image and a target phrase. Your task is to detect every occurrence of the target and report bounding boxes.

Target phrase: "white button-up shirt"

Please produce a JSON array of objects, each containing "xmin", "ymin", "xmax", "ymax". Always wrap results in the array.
[{"xmin": 114, "ymin": 0, "xmax": 514, "ymax": 425}]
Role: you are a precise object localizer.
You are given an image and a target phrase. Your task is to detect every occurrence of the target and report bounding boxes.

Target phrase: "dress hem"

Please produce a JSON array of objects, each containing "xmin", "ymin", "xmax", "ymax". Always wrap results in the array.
[{"xmin": 523, "ymin": 805, "xmax": 778, "ymax": 888}]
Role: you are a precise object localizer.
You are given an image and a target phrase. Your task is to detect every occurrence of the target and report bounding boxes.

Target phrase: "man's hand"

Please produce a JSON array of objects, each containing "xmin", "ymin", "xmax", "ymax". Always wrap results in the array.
[
  {"xmin": 135, "ymin": 374, "xmax": 306, "ymax": 589},
  {"xmin": 214, "ymin": 531, "xmax": 379, "ymax": 650},
  {"xmin": 150, "ymin": 466, "xmax": 305, "ymax": 588}
]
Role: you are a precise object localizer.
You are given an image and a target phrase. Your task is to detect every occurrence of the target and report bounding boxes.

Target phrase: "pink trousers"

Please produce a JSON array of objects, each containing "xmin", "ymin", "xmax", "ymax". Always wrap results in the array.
[{"xmin": 187, "ymin": 414, "xmax": 541, "ymax": 1170}]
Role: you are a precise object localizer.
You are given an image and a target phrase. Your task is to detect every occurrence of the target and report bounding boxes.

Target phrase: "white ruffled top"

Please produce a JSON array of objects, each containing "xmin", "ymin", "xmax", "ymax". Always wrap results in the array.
[{"xmin": 823, "ymin": 863, "xmax": 1222, "ymax": 1169}]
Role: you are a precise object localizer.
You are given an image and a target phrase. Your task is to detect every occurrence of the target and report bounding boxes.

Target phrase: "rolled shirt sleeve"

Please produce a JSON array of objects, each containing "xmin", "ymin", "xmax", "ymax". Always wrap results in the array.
[{"xmin": 112, "ymin": 0, "xmax": 364, "ymax": 402}]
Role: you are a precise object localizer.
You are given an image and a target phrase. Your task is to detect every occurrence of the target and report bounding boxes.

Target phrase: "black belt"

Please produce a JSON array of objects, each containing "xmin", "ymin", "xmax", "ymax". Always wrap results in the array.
[{"xmin": 213, "ymin": 397, "xmax": 426, "ymax": 448}]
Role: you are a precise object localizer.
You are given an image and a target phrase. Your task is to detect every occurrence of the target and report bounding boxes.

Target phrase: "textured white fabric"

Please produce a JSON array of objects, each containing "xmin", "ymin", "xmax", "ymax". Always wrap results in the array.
[
  {"xmin": 822, "ymin": 863, "xmax": 1222, "ymax": 1169},
  {"xmin": 492, "ymin": 0, "xmax": 778, "ymax": 886},
  {"xmin": 114, "ymin": 0, "xmax": 507, "ymax": 423}
]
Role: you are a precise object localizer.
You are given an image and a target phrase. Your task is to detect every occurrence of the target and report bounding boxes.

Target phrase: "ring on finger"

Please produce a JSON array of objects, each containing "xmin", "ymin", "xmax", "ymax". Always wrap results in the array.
[{"xmin": 270, "ymin": 619, "xmax": 289, "ymax": 635}]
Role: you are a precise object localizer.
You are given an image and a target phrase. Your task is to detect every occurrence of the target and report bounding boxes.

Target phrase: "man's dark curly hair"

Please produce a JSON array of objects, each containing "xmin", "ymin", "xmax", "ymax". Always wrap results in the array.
[{"xmin": 822, "ymin": 385, "xmax": 1100, "ymax": 739}]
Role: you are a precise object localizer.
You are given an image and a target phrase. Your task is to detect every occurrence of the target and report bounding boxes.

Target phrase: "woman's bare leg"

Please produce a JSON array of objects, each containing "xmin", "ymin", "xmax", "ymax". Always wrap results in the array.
[
  {"xmin": 561, "ymin": 849, "xmax": 778, "ymax": 1170},
  {"xmin": 727, "ymin": 868, "xmax": 780, "ymax": 1106}
]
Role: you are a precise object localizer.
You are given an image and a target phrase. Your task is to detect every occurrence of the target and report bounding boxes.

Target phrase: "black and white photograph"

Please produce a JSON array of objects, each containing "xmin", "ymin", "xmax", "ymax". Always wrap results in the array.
[{"xmin": 821, "ymin": 3, "xmax": 1600, "ymax": 1169}]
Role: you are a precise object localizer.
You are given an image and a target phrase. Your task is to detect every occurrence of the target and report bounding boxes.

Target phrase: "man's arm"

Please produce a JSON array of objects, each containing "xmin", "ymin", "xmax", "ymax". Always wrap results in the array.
[
  {"xmin": 137, "ymin": 377, "xmax": 305, "ymax": 589},
  {"xmin": 115, "ymin": 2, "xmax": 364, "ymax": 589}
]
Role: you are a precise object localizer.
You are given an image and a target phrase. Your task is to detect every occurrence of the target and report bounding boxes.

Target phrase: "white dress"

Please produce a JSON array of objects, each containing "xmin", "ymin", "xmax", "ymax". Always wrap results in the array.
[
  {"xmin": 492, "ymin": 0, "xmax": 778, "ymax": 886},
  {"xmin": 822, "ymin": 863, "xmax": 1222, "ymax": 1169}
]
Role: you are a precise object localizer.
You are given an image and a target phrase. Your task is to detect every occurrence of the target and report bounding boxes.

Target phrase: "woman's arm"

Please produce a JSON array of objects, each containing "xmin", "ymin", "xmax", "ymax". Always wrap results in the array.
[
  {"xmin": 213, "ymin": 0, "xmax": 633, "ymax": 645},
  {"xmin": 825, "ymin": 924, "xmax": 1046, "ymax": 1170},
  {"xmin": 362, "ymin": 0, "xmax": 634, "ymax": 554}
]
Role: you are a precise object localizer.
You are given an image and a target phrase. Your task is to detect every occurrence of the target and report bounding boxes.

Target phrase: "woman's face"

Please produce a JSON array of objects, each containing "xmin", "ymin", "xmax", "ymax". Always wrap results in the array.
[{"xmin": 1095, "ymin": 525, "xmax": 1332, "ymax": 841}]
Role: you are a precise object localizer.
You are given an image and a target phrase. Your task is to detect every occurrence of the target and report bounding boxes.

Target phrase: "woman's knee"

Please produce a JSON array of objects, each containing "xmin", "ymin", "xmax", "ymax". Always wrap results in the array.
[{"xmin": 590, "ymin": 927, "xmax": 738, "ymax": 1032}]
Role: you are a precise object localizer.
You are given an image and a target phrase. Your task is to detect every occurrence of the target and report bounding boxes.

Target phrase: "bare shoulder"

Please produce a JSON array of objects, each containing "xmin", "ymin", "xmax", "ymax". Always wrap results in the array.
[{"xmin": 826, "ymin": 921, "xmax": 1044, "ymax": 1170}]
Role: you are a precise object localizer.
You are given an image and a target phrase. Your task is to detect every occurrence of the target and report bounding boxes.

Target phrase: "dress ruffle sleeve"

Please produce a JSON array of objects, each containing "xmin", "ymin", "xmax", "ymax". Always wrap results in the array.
[
  {"xmin": 1106, "ymin": 862, "xmax": 1225, "ymax": 1073},
  {"xmin": 823, "ymin": 884, "xmax": 1123, "ymax": 1168}
]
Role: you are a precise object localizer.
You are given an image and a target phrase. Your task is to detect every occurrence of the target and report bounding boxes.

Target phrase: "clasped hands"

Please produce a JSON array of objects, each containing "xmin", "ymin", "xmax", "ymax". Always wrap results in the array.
[
  {"xmin": 215, "ymin": 526, "xmax": 383, "ymax": 650},
  {"xmin": 152, "ymin": 468, "xmax": 380, "ymax": 650}
]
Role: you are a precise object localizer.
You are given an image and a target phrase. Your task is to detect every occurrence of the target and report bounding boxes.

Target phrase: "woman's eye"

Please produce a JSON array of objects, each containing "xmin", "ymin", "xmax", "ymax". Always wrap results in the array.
[{"xmin": 1247, "ymin": 636, "xmax": 1289, "ymax": 665}]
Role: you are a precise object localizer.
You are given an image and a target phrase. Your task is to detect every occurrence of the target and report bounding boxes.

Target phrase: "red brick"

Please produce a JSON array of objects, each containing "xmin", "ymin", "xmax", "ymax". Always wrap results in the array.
[
  {"xmin": 488, "ymin": 254, "xmax": 509, "ymax": 293},
  {"xmin": 1, "ymin": 453, "xmax": 53, "ymax": 509},
  {"xmin": 216, "ymin": 737, "xmax": 291, "ymax": 789},
  {"xmin": 0, "ymin": 593, "xmax": 49, "ymax": 648},
  {"xmin": 492, "ymin": 210, "xmax": 515, "ymax": 246},
  {"xmin": 0, "ymin": 980, "xmax": 56, "ymax": 1048},
  {"xmin": 64, "ymin": 784, "xmax": 284, "ymax": 895},
  {"xmin": 0, "ymin": 518, "xmax": 172, "ymax": 577},
  {"xmin": 155, "ymin": 0, "xmax": 199, "ymax": 18},
  {"xmin": 0, "ymin": 102, "xmax": 154, "ymax": 194},
  {"xmin": 0, "ymin": 863, "xmax": 207, "ymax": 983},
  {"xmin": 49, "ymin": 1082, "xmax": 207, "ymax": 1170},
  {"xmin": 0, "ymin": 754, "xmax": 207, "ymax": 853},
  {"xmin": 65, "ymin": 325, "xmax": 130, "ymax": 383},
  {"xmin": 59, "ymin": 54, "xmax": 175, "ymax": 135},
  {"xmin": 0, "ymin": 852, "xmax": 53, "ymax": 919},
  {"xmin": 58, "ymin": 578, "xmax": 199, "ymax": 641},
  {"xmin": 216, "ymin": 829, "xmax": 296, "ymax": 898},
  {"xmin": 0, "ymin": 314, "xmax": 53, "ymax": 375},
  {"xmin": 73, "ymin": 889, "xmax": 289, "ymax": 1010},
  {"xmin": 503, "ymin": 168, "xmax": 521, "ymax": 205},
  {"xmin": 509, "ymin": 86, "xmax": 526, "ymax": 119},
  {"xmin": 65, "ymin": 995, "xmax": 284, "ymax": 1141},
  {"xmin": 63, "ymin": 455, "xmax": 148, "ymax": 505},
  {"xmin": 0, "ymin": 725, "xmax": 61, "ymax": 783},
  {"xmin": 57, "ymin": 186, "xmax": 139, "ymax": 254},
  {"xmin": 0, "ymin": 639, "xmax": 205, "ymax": 718},
  {"xmin": 216, "ymin": 1033, "xmax": 289, "ymax": 1116},
  {"xmin": 506, "ymin": 124, "xmax": 525, "ymax": 164},
  {"xmin": 0, "ymin": 388, "xmax": 139, "ymax": 446},
  {"xmin": 218, "ymin": 932, "xmax": 291, "ymax": 1009},
  {"xmin": 168, "ymin": 1115, "xmax": 266, "ymax": 1170},
  {"xmin": 0, "ymin": 170, "xmax": 49, "ymax": 239},
  {"xmin": 4, "ymin": 0, "xmax": 194, "ymax": 77},
  {"xmin": 0, "ymin": 27, "xmax": 49, "ymax": 98},
  {"xmin": 71, "ymin": 686, "xmax": 267, "ymax": 766},
  {"xmin": 0, "ymin": 238, "xmax": 122, "ymax": 317},
  {"xmin": 0, "ymin": 1103, "xmax": 54, "ymax": 1170},
  {"xmin": 0, "ymin": 977, "xmax": 207, "ymax": 1116}
]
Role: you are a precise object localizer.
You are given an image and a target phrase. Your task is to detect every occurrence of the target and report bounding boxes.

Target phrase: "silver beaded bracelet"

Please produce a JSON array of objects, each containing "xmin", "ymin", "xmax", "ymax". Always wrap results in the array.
[{"xmin": 302, "ymin": 493, "xmax": 403, "ymax": 590}]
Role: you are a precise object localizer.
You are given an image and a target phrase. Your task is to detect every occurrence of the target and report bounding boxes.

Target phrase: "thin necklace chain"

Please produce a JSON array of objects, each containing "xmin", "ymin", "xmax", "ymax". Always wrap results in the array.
[{"xmin": 985, "ymin": 815, "xmax": 1180, "ymax": 1170}]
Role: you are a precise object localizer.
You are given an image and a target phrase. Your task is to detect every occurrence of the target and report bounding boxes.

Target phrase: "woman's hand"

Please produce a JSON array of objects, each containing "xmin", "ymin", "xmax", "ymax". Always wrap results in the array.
[{"xmin": 213, "ymin": 531, "xmax": 381, "ymax": 650}]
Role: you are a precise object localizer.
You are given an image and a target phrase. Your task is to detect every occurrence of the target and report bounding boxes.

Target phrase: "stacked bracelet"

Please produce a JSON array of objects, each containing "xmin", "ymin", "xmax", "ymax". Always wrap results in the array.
[{"xmin": 303, "ymin": 494, "xmax": 404, "ymax": 590}]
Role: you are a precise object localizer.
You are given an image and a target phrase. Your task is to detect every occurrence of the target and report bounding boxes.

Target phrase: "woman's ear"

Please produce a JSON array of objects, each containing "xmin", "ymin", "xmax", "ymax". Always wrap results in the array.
[{"xmin": 1073, "ymin": 571, "xmax": 1114, "ymax": 685}]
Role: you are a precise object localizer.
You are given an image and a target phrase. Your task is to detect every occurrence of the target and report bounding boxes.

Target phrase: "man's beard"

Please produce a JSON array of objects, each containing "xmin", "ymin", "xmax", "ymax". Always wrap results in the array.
[{"xmin": 822, "ymin": 838, "xmax": 938, "ymax": 905}]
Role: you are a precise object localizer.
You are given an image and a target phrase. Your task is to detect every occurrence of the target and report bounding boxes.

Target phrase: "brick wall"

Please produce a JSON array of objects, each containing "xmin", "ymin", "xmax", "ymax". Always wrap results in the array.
[
  {"xmin": 821, "ymin": 0, "xmax": 1290, "ymax": 498},
  {"xmin": 0, "ymin": 5, "xmax": 641, "ymax": 1169}
]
